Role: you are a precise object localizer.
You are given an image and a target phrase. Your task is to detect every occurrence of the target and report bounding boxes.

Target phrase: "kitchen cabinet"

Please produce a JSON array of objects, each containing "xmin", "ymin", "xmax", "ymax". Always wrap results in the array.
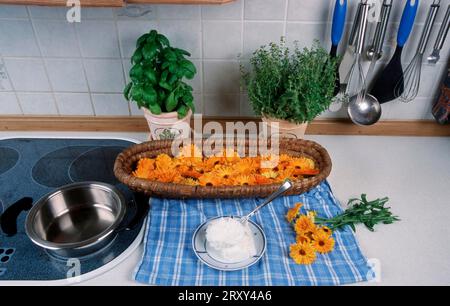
[
  {"xmin": 0, "ymin": 0, "xmax": 235, "ymax": 6},
  {"xmin": 0, "ymin": 0, "xmax": 123, "ymax": 6}
]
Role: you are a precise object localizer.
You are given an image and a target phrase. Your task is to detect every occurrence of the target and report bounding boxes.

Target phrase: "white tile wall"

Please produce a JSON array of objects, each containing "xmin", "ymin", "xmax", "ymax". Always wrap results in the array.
[
  {"xmin": 83, "ymin": 59, "xmax": 124, "ymax": 92},
  {"xmin": 91, "ymin": 93, "xmax": 130, "ymax": 116},
  {"xmin": 4, "ymin": 58, "xmax": 50, "ymax": 92},
  {"xmin": 0, "ymin": 92, "xmax": 22, "ymax": 115},
  {"xmin": 17, "ymin": 92, "xmax": 58, "ymax": 115},
  {"xmin": 45, "ymin": 59, "xmax": 88, "ymax": 92},
  {"xmin": 76, "ymin": 21, "xmax": 121, "ymax": 58},
  {"xmin": 55, "ymin": 93, "xmax": 94, "ymax": 116},
  {"xmin": 33, "ymin": 20, "xmax": 80, "ymax": 57},
  {"xmin": 0, "ymin": 0, "xmax": 448, "ymax": 120},
  {"xmin": 0, "ymin": 20, "xmax": 40, "ymax": 57}
]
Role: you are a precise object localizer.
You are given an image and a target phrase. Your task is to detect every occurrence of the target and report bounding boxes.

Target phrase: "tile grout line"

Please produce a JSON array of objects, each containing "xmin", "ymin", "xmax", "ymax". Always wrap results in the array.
[
  {"xmin": 239, "ymin": 0, "xmax": 246, "ymax": 116},
  {"xmin": 74, "ymin": 13, "xmax": 97, "ymax": 117},
  {"xmin": 26, "ymin": 6, "xmax": 60, "ymax": 116},
  {"xmin": 0, "ymin": 56, "xmax": 24, "ymax": 115},
  {"xmin": 113, "ymin": 7, "xmax": 132, "ymax": 117},
  {"xmin": 283, "ymin": 0, "xmax": 289, "ymax": 36},
  {"xmin": 200, "ymin": 7, "xmax": 206, "ymax": 115}
]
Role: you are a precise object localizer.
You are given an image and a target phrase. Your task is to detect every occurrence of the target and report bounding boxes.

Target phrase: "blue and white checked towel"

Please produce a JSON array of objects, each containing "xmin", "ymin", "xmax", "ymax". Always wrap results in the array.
[{"xmin": 134, "ymin": 181, "xmax": 373, "ymax": 285}]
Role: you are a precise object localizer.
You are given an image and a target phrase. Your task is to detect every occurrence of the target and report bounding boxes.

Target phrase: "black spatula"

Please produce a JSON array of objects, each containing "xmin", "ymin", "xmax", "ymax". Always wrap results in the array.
[{"xmin": 370, "ymin": 0, "xmax": 419, "ymax": 103}]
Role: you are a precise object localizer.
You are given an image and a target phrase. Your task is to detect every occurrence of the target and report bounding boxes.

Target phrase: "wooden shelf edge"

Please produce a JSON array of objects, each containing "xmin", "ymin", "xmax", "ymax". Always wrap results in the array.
[
  {"xmin": 0, "ymin": 116, "xmax": 449, "ymax": 136},
  {"xmin": 0, "ymin": 0, "xmax": 124, "ymax": 7},
  {"xmin": 127, "ymin": 0, "xmax": 235, "ymax": 4}
]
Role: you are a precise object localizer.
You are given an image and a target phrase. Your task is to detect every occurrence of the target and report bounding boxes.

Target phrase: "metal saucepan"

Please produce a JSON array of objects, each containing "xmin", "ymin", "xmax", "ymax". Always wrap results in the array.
[{"xmin": 25, "ymin": 181, "xmax": 143, "ymax": 258}]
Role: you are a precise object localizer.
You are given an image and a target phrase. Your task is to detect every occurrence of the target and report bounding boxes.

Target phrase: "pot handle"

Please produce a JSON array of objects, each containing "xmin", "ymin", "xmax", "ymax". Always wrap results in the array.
[{"xmin": 116, "ymin": 192, "xmax": 149, "ymax": 232}]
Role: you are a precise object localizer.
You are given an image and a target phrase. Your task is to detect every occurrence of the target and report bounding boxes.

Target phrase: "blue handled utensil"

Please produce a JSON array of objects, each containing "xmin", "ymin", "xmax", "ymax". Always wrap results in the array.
[
  {"xmin": 370, "ymin": 0, "xmax": 419, "ymax": 103},
  {"xmin": 330, "ymin": 0, "xmax": 348, "ymax": 95}
]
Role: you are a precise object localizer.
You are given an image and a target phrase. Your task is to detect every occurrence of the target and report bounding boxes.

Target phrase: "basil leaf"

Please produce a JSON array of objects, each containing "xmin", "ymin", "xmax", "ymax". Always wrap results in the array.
[
  {"xmin": 142, "ymin": 85, "xmax": 157, "ymax": 104},
  {"xmin": 142, "ymin": 44, "xmax": 158, "ymax": 60},
  {"xmin": 159, "ymin": 81, "xmax": 172, "ymax": 91},
  {"xmin": 157, "ymin": 33, "xmax": 170, "ymax": 47},
  {"xmin": 165, "ymin": 92, "xmax": 178, "ymax": 112},
  {"xmin": 177, "ymin": 104, "xmax": 188, "ymax": 119},
  {"xmin": 131, "ymin": 48, "xmax": 142, "ymax": 64},
  {"xmin": 143, "ymin": 67, "xmax": 157, "ymax": 84},
  {"xmin": 123, "ymin": 82, "xmax": 132, "ymax": 101},
  {"xmin": 131, "ymin": 84, "xmax": 143, "ymax": 101},
  {"xmin": 174, "ymin": 48, "xmax": 191, "ymax": 57},
  {"xmin": 136, "ymin": 33, "xmax": 149, "ymax": 48},
  {"xmin": 148, "ymin": 102, "xmax": 162, "ymax": 115},
  {"xmin": 129, "ymin": 64, "xmax": 144, "ymax": 82}
]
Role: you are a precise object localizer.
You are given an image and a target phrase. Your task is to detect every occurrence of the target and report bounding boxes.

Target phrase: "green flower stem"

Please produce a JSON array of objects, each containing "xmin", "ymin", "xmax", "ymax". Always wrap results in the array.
[{"xmin": 314, "ymin": 194, "xmax": 400, "ymax": 232}]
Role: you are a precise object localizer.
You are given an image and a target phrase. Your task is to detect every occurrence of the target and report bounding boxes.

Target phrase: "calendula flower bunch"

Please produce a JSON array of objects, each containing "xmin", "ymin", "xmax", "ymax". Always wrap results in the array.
[
  {"xmin": 132, "ymin": 144, "xmax": 319, "ymax": 187},
  {"xmin": 286, "ymin": 203, "xmax": 335, "ymax": 265}
]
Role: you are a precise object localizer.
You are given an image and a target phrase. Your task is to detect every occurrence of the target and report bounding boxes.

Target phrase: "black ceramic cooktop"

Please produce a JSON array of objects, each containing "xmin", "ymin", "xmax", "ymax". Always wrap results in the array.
[{"xmin": 0, "ymin": 138, "xmax": 148, "ymax": 281}]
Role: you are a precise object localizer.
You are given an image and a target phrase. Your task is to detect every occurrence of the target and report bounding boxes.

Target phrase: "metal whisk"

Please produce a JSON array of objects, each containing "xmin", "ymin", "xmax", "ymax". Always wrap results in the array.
[
  {"xmin": 345, "ymin": 1, "xmax": 369, "ymax": 98},
  {"xmin": 395, "ymin": 0, "xmax": 441, "ymax": 102}
]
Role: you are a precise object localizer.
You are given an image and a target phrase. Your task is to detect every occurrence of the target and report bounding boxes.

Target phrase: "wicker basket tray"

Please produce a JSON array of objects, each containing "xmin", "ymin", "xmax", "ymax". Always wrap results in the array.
[{"xmin": 114, "ymin": 138, "xmax": 332, "ymax": 199}]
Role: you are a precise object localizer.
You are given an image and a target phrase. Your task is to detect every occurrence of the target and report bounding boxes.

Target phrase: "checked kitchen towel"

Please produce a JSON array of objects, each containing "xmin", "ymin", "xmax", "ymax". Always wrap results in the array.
[{"xmin": 134, "ymin": 181, "xmax": 374, "ymax": 286}]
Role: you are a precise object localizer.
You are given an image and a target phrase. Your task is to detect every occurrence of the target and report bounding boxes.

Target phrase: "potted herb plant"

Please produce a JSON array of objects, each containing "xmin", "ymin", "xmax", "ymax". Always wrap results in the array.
[
  {"xmin": 124, "ymin": 30, "xmax": 196, "ymax": 140},
  {"xmin": 241, "ymin": 38, "xmax": 337, "ymax": 138}
]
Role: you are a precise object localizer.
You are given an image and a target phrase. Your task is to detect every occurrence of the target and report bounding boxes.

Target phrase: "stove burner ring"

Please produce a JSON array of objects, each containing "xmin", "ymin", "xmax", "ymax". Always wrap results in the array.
[
  {"xmin": 44, "ymin": 235, "xmax": 118, "ymax": 263},
  {"xmin": 0, "ymin": 147, "xmax": 20, "ymax": 176}
]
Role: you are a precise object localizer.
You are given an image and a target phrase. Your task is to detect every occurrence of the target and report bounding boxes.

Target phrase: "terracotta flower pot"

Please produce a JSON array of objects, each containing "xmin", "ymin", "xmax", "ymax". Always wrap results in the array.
[
  {"xmin": 261, "ymin": 116, "xmax": 308, "ymax": 139},
  {"xmin": 143, "ymin": 108, "xmax": 192, "ymax": 140}
]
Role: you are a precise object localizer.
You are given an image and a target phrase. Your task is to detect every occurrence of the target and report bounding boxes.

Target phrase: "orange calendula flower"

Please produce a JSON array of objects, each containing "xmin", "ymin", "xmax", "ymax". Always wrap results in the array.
[
  {"xmin": 214, "ymin": 166, "xmax": 234, "ymax": 180},
  {"xmin": 234, "ymin": 158, "xmax": 258, "ymax": 175},
  {"xmin": 198, "ymin": 173, "xmax": 221, "ymax": 187},
  {"xmin": 133, "ymin": 158, "xmax": 155, "ymax": 179},
  {"xmin": 260, "ymin": 169, "xmax": 278, "ymax": 179},
  {"xmin": 152, "ymin": 168, "xmax": 180, "ymax": 183},
  {"xmin": 233, "ymin": 175, "xmax": 256, "ymax": 186},
  {"xmin": 294, "ymin": 215, "xmax": 316, "ymax": 235},
  {"xmin": 316, "ymin": 226, "xmax": 332, "ymax": 237},
  {"xmin": 276, "ymin": 169, "xmax": 294, "ymax": 182},
  {"xmin": 178, "ymin": 177, "xmax": 199, "ymax": 186},
  {"xmin": 286, "ymin": 202, "xmax": 303, "ymax": 223},
  {"xmin": 253, "ymin": 174, "xmax": 273, "ymax": 185},
  {"xmin": 289, "ymin": 242, "xmax": 316, "ymax": 265},
  {"xmin": 155, "ymin": 153, "xmax": 174, "ymax": 169},
  {"xmin": 288, "ymin": 157, "xmax": 315, "ymax": 170},
  {"xmin": 312, "ymin": 231, "xmax": 335, "ymax": 254},
  {"xmin": 296, "ymin": 234, "xmax": 311, "ymax": 244}
]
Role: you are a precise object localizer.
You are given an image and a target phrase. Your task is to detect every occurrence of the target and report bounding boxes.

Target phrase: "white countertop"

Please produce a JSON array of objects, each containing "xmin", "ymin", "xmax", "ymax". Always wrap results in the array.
[{"xmin": 1, "ymin": 131, "xmax": 449, "ymax": 286}]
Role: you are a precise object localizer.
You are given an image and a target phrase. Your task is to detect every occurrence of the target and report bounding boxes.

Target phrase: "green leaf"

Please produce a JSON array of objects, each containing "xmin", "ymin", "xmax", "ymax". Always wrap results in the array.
[
  {"xmin": 142, "ymin": 44, "xmax": 158, "ymax": 60},
  {"xmin": 174, "ymin": 48, "xmax": 191, "ymax": 57},
  {"xmin": 177, "ymin": 104, "xmax": 188, "ymax": 119},
  {"xmin": 168, "ymin": 73, "xmax": 178, "ymax": 85},
  {"xmin": 165, "ymin": 92, "xmax": 178, "ymax": 112},
  {"xmin": 142, "ymin": 85, "xmax": 157, "ymax": 104},
  {"xmin": 148, "ymin": 102, "xmax": 162, "ymax": 115},
  {"xmin": 163, "ymin": 48, "xmax": 177, "ymax": 62},
  {"xmin": 123, "ymin": 82, "xmax": 132, "ymax": 101},
  {"xmin": 136, "ymin": 33, "xmax": 149, "ymax": 48},
  {"xmin": 159, "ymin": 81, "xmax": 172, "ymax": 91},
  {"xmin": 180, "ymin": 59, "xmax": 196, "ymax": 79},
  {"xmin": 143, "ymin": 67, "xmax": 157, "ymax": 84},
  {"xmin": 129, "ymin": 64, "xmax": 144, "ymax": 82},
  {"xmin": 157, "ymin": 33, "xmax": 170, "ymax": 47},
  {"xmin": 148, "ymin": 30, "xmax": 157, "ymax": 42},
  {"xmin": 131, "ymin": 84, "xmax": 143, "ymax": 101},
  {"xmin": 131, "ymin": 48, "xmax": 143, "ymax": 64}
]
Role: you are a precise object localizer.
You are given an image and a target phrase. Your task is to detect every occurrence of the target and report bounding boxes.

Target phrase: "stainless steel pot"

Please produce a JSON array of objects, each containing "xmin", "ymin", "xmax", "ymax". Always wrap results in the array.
[{"xmin": 26, "ymin": 182, "xmax": 128, "ymax": 258}]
